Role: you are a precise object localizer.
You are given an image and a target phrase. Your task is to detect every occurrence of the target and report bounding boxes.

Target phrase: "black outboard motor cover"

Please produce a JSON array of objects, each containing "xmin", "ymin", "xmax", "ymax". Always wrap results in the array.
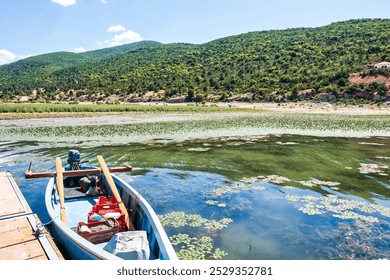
[{"xmin": 67, "ymin": 149, "xmax": 81, "ymax": 170}]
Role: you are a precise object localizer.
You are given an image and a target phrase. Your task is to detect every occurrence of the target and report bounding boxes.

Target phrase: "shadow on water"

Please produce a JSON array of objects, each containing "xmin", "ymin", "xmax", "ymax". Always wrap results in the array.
[{"xmin": 0, "ymin": 134, "xmax": 389, "ymax": 259}]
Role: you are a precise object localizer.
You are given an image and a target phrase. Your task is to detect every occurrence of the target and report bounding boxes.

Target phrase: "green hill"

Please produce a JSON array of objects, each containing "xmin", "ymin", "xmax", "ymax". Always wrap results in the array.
[{"xmin": 0, "ymin": 19, "xmax": 389, "ymax": 103}]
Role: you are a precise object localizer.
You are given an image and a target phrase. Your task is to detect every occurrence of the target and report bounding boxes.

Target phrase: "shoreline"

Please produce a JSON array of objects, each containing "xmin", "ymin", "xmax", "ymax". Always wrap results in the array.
[
  {"xmin": 0, "ymin": 101, "xmax": 389, "ymax": 121},
  {"xmin": 217, "ymin": 101, "xmax": 390, "ymax": 115}
]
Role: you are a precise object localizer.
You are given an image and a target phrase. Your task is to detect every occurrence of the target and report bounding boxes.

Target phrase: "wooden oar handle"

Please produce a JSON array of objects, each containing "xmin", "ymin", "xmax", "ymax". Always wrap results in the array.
[
  {"xmin": 97, "ymin": 155, "xmax": 135, "ymax": 231},
  {"xmin": 55, "ymin": 157, "xmax": 67, "ymax": 224}
]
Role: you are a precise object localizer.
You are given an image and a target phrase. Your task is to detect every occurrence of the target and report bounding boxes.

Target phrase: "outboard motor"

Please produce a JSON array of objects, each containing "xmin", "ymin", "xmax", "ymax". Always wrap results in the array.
[{"xmin": 67, "ymin": 149, "xmax": 81, "ymax": 170}]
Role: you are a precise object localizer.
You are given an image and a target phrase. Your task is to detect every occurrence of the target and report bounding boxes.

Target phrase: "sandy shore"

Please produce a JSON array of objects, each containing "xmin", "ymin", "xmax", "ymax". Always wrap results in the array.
[
  {"xmin": 186, "ymin": 101, "xmax": 390, "ymax": 115},
  {"xmin": 106, "ymin": 101, "xmax": 390, "ymax": 115}
]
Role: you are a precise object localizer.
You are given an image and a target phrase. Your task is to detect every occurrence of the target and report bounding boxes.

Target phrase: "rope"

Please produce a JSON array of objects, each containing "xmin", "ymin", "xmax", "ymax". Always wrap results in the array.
[
  {"xmin": 41, "ymin": 215, "xmax": 58, "ymax": 226},
  {"xmin": 34, "ymin": 215, "xmax": 58, "ymax": 238}
]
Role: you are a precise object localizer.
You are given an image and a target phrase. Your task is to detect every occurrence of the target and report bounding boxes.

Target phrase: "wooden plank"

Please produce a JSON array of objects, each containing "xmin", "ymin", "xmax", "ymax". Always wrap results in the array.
[
  {"xmin": 0, "ymin": 240, "xmax": 47, "ymax": 260},
  {"xmin": 0, "ymin": 218, "xmax": 36, "ymax": 248},
  {"xmin": 0, "ymin": 175, "xmax": 25, "ymax": 217},
  {"xmin": 0, "ymin": 216, "xmax": 30, "ymax": 234}
]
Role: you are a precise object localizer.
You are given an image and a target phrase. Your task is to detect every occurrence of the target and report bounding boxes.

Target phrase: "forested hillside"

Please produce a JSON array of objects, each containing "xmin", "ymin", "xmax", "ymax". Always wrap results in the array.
[{"xmin": 0, "ymin": 19, "xmax": 389, "ymax": 103}]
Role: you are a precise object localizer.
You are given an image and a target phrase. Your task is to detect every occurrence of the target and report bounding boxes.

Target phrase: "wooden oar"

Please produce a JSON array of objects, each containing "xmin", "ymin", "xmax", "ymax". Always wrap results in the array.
[
  {"xmin": 55, "ymin": 157, "xmax": 67, "ymax": 224},
  {"xmin": 25, "ymin": 165, "xmax": 132, "ymax": 179},
  {"xmin": 97, "ymin": 155, "xmax": 134, "ymax": 231}
]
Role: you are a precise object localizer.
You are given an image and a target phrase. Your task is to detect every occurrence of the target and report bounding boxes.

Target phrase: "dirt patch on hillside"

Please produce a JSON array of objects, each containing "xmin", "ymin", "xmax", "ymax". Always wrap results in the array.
[{"xmin": 349, "ymin": 73, "xmax": 390, "ymax": 87}]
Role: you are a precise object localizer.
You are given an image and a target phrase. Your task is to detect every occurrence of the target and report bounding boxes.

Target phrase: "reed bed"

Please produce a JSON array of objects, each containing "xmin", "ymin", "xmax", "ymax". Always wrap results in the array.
[{"xmin": 0, "ymin": 102, "xmax": 252, "ymax": 115}]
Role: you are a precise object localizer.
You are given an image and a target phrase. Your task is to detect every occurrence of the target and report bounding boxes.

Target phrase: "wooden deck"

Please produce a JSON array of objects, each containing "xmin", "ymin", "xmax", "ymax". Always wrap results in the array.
[{"xmin": 0, "ymin": 171, "xmax": 64, "ymax": 260}]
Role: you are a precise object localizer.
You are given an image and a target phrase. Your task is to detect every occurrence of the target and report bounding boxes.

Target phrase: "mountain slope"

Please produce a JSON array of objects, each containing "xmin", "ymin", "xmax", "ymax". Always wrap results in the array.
[
  {"xmin": 0, "ymin": 41, "xmax": 161, "ymax": 97},
  {"xmin": 0, "ymin": 19, "xmax": 389, "ymax": 102}
]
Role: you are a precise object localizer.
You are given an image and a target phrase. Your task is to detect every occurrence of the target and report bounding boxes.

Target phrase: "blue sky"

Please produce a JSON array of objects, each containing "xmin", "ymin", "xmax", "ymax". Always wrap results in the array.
[{"xmin": 0, "ymin": 0, "xmax": 389, "ymax": 65}]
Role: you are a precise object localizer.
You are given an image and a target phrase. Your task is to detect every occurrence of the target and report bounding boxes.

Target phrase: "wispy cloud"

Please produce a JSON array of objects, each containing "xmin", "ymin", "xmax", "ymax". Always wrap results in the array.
[
  {"xmin": 101, "ymin": 0, "xmax": 107, "ymax": 3},
  {"xmin": 0, "ymin": 49, "xmax": 16, "ymax": 65},
  {"xmin": 52, "ymin": 0, "xmax": 76, "ymax": 7},
  {"xmin": 0, "ymin": 49, "xmax": 30, "ymax": 65},
  {"xmin": 100, "ymin": 25, "xmax": 143, "ymax": 47}
]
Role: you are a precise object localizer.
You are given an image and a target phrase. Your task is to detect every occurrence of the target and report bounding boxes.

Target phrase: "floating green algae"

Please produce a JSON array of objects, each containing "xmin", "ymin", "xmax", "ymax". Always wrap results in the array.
[
  {"xmin": 159, "ymin": 211, "xmax": 232, "ymax": 231},
  {"xmin": 242, "ymin": 175, "xmax": 291, "ymax": 184},
  {"xmin": 169, "ymin": 234, "xmax": 228, "ymax": 260},
  {"xmin": 286, "ymin": 193, "xmax": 390, "ymax": 222},
  {"xmin": 358, "ymin": 163, "xmax": 389, "ymax": 175},
  {"xmin": 159, "ymin": 211, "xmax": 232, "ymax": 260},
  {"xmin": 206, "ymin": 200, "xmax": 227, "ymax": 207},
  {"xmin": 209, "ymin": 175, "xmax": 292, "ymax": 197},
  {"xmin": 2, "ymin": 112, "xmax": 390, "ymax": 144},
  {"xmin": 298, "ymin": 179, "xmax": 341, "ymax": 188}
]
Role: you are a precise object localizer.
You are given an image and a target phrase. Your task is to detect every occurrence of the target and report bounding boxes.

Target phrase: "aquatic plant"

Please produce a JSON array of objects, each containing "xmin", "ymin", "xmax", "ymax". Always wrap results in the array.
[
  {"xmin": 206, "ymin": 200, "xmax": 226, "ymax": 207},
  {"xmin": 275, "ymin": 141, "xmax": 299, "ymax": 145},
  {"xmin": 358, "ymin": 163, "xmax": 389, "ymax": 175},
  {"xmin": 286, "ymin": 193, "xmax": 390, "ymax": 222},
  {"xmin": 211, "ymin": 183, "xmax": 251, "ymax": 196},
  {"xmin": 286, "ymin": 195, "xmax": 301, "ymax": 202},
  {"xmin": 210, "ymin": 175, "xmax": 293, "ymax": 198},
  {"xmin": 1, "ymin": 112, "xmax": 390, "ymax": 144},
  {"xmin": 242, "ymin": 175, "xmax": 291, "ymax": 184},
  {"xmin": 159, "ymin": 211, "xmax": 203, "ymax": 228},
  {"xmin": 204, "ymin": 218, "xmax": 233, "ymax": 231},
  {"xmin": 159, "ymin": 211, "xmax": 232, "ymax": 260},
  {"xmin": 187, "ymin": 147, "xmax": 211, "ymax": 152},
  {"xmin": 299, "ymin": 202, "xmax": 325, "ymax": 215},
  {"xmin": 169, "ymin": 234, "xmax": 227, "ymax": 260},
  {"xmin": 298, "ymin": 179, "xmax": 341, "ymax": 188},
  {"xmin": 358, "ymin": 142, "xmax": 385, "ymax": 146},
  {"xmin": 376, "ymin": 156, "xmax": 390, "ymax": 160},
  {"xmin": 159, "ymin": 211, "xmax": 232, "ymax": 232}
]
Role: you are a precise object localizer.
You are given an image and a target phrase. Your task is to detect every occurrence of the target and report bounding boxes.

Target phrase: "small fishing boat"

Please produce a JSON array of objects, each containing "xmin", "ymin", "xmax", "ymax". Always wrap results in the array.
[{"xmin": 25, "ymin": 150, "xmax": 177, "ymax": 260}]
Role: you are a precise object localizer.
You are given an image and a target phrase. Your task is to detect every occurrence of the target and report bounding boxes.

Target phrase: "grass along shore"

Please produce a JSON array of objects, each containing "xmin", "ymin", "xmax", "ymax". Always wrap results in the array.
[
  {"xmin": 0, "ymin": 102, "xmax": 257, "ymax": 119},
  {"xmin": 1, "ymin": 101, "xmax": 390, "ymax": 120}
]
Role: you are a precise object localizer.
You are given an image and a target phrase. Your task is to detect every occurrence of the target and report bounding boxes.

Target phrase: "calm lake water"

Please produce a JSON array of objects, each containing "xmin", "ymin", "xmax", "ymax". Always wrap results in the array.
[{"xmin": 0, "ymin": 134, "xmax": 389, "ymax": 260}]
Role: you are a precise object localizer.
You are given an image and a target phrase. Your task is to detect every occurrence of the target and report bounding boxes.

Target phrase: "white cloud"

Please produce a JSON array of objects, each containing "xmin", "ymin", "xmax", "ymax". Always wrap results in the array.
[
  {"xmin": 106, "ymin": 30, "xmax": 143, "ymax": 47},
  {"xmin": 101, "ymin": 0, "xmax": 107, "ymax": 3},
  {"xmin": 52, "ymin": 0, "xmax": 76, "ymax": 7},
  {"xmin": 101, "ymin": 26, "xmax": 143, "ymax": 47},
  {"xmin": 0, "ymin": 49, "xmax": 17, "ymax": 65},
  {"xmin": 74, "ymin": 47, "xmax": 87, "ymax": 53},
  {"xmin": 107, "ymin": 25, "xmax": 126, "ymax": 33},
  {"xmin": 0, "ymin": 49, "xmax": 31, "ymax": 65}
]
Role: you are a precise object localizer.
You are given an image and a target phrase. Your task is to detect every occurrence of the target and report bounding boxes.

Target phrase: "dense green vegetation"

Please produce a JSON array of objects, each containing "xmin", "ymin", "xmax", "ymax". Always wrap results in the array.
[{"xmin": 0, "ymin": 19, "xmax": 389, "ymax": 103}]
